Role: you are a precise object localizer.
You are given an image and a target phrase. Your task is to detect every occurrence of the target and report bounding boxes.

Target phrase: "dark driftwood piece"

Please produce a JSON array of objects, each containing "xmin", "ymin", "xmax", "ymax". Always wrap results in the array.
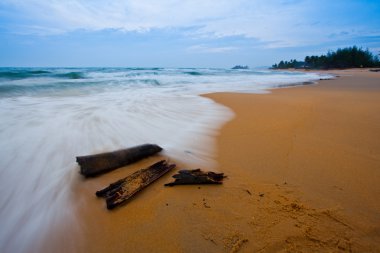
[
  {"xmin": 164, "ymin": 169, "xmax": 225, "ymax": 186},
  {"xmin": 76, "ymin": 144, "xmax": 162, "ymax": 177},
  {"xmin": 96, "ymin": 160, "xmax": 175, "ymax": 209}
]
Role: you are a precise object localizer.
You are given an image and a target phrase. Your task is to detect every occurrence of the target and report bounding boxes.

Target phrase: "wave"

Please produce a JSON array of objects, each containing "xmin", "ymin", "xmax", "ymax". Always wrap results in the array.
[
  {"xmin": 0, "ymin": 83, "xmax": 71, "ymax": 96},
  {"xmin": 136, "ymin": 79, "xmax": 161, "ymax": 85},
  {"xmin": 126, "ymin": 67, "xmax": 163, "ymax": 71},
  {"xmin": 184, "ymin": 71, "xmax": 203, "ymax": 76},
  {"xmin": 0, "ymin": 70, "xmax": 51, "ymax": 79},
  {"xmin": 0, "ymin": 82, "xmax": 103, "ymax": 97},
  {"xmin": 0, "ymin": 69, "xmax": 87, "ymax": 80},
  {"xmin": 55, "ymin": 72, "xmax": 86, "ymax": 79},
  {"xmin": 0, "ymin": 68, "xmax": 333, "ymax": 97},
  {"xmin": 29, "ymin": 70, "xmax": 51, "ymax": 74},
  {"xmin": 0, "ymin": 79, "xmax": 163, "ymax": 97}
]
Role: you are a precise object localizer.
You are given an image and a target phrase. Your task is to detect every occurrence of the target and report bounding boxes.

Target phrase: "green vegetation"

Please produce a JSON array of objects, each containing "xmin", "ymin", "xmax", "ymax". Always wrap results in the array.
[
  {"xmin": 272, "ymin": 46, "xmax": 380, "ymax": 69},
  {"xmin": 272, "ymin": 59, "xmax": 304, "ymax": 69}
]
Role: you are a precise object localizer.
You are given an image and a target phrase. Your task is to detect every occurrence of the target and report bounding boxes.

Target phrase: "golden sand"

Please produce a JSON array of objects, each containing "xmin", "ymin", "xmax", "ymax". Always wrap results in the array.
[
  {"xmin": 204, "ymin": 69, "xmax": 380, "ymax": 252},
  {"xmin": 60, "ymin": 69, "xmax": 380, "ymax": 253}
]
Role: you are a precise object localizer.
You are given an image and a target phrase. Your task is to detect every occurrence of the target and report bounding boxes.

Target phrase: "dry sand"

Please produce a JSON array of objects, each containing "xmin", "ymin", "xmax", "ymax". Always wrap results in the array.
[
  {"xmin": 55, "ymin": 69, "xmax": 379, "ymax": 253},
  {"xmin": 204, "ymin": 69, "xmax": 380, "ymax": 252}
]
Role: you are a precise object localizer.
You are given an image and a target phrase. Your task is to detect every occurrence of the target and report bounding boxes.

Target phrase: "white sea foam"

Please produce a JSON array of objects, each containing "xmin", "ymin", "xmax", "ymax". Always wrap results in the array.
[{"xmin": 0, "ymin": 68, "xmax": 333, "ymax": 252}]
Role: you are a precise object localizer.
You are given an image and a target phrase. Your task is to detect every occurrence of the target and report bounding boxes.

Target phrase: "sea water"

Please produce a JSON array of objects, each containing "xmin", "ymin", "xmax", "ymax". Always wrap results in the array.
[{"xmin": 0, "ymin": 67, "xmax": 332, "ymax": 252}]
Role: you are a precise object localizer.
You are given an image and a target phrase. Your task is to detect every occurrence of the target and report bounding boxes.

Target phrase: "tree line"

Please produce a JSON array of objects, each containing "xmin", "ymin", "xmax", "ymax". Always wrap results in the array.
[{"xmin": 272, "ymin": 46, "xmax": 380, "ymax": 69}]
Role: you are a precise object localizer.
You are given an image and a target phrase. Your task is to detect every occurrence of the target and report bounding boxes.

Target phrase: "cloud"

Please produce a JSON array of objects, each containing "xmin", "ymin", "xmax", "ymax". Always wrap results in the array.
[
  {"xmin": 2, "ymin": 0, "xmax": 239, "ymax": 32},
  {"xmin": 1, "ymin": 0, "xmax": 380, "ymax": 48},
  {"xmin": 187, "ymin": 44, "xmax": 238, "ymax": 53}
]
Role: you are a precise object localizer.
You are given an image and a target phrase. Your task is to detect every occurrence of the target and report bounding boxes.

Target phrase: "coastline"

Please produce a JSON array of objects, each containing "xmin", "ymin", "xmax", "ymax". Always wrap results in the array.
[
  {"xmin": 204, "ymin": 69, "xmax": 380, "ymax": 251},
  {"xmin": 37, "ymin": 69, "xmax": 380, "ymax": 252}
]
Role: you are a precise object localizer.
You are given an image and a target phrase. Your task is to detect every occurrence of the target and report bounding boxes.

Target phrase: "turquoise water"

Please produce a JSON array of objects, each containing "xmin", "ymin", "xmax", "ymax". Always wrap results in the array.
[{"xmin": 0, "ymin": 67, "xmax": 328, "ymax": 96}]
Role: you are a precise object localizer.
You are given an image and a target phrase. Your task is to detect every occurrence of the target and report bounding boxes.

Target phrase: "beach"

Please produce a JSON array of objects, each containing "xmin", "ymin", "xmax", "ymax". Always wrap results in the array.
[
  {"xmin": 59, "ymin": 69, "xmax": 379, "ymax": 253},
  {"xmin": 205, "ymin": 69, "xmax": 380, "ymax": 251},
  {"xmin": 1, "ymin": 68, "xmax": 379, "ymax": 252},
  {"xmin": 2, "ymin": 1, "xmax": 380, "ymax": 252}
]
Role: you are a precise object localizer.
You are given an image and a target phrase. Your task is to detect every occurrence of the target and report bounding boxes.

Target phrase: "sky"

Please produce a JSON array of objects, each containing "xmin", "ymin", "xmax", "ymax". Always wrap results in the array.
[{"xmin": 0, "ymin": 0, "xmax": 379, "ymax": 67}]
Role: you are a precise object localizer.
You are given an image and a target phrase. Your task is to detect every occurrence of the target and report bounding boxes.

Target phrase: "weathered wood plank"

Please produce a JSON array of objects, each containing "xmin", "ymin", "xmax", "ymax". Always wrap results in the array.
[
  {"xmin": 165, "ymin": 169, "xmax": 225, "ymax": 186},
  {"xmin": 76, "ymin": 144, "xmax": 162, "ymax": 177},
  {"xmin": 96, "ymin": 160, "xmax": 175, "ymax": 209}
]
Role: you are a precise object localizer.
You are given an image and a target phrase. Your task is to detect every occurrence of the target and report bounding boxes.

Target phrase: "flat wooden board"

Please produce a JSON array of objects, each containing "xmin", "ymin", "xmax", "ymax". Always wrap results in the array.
[{"xmin": 96, "ymin": 160, "xmax": 175, "ymax": 209}]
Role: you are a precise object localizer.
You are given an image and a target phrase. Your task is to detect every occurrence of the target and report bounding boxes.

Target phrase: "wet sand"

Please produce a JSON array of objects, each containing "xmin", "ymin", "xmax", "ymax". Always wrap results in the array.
[{"xmin": 61, "ymin": 69, "xmax": 379, "ymax": 253}]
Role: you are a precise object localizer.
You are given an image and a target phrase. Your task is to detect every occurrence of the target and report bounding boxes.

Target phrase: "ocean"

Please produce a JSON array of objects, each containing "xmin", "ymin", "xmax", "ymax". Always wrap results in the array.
[{"xmin": 0, "ymin": 67, "xmax": 332, "ymax": 252}]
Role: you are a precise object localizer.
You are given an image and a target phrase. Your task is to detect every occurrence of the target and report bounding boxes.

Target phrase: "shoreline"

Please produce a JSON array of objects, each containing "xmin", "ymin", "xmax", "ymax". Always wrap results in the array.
[
  {"xmin": 205, "ymin": 69, "xmax": 380, "ymax": 221},
  {"xmin": 31, "ymin": 69, "xmax": 380, "ymax": 252},
  {"xmin": 204, "ymin": 69, "xmax": 380, "ymax": 251}
]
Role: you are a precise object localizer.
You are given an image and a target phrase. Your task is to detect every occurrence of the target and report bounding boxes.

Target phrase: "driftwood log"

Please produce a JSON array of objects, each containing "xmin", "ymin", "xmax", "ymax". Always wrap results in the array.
[
  {"xmin": 96, "ymin": 160, "xmax": 175, "ymax": 209},
  {"xmin": 76, "ymin": 144, "xmax": 162, "ymax": 177},
  {"xmin": 165, "ymin": 169, "xmax": 225, "ymax": 186}
]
